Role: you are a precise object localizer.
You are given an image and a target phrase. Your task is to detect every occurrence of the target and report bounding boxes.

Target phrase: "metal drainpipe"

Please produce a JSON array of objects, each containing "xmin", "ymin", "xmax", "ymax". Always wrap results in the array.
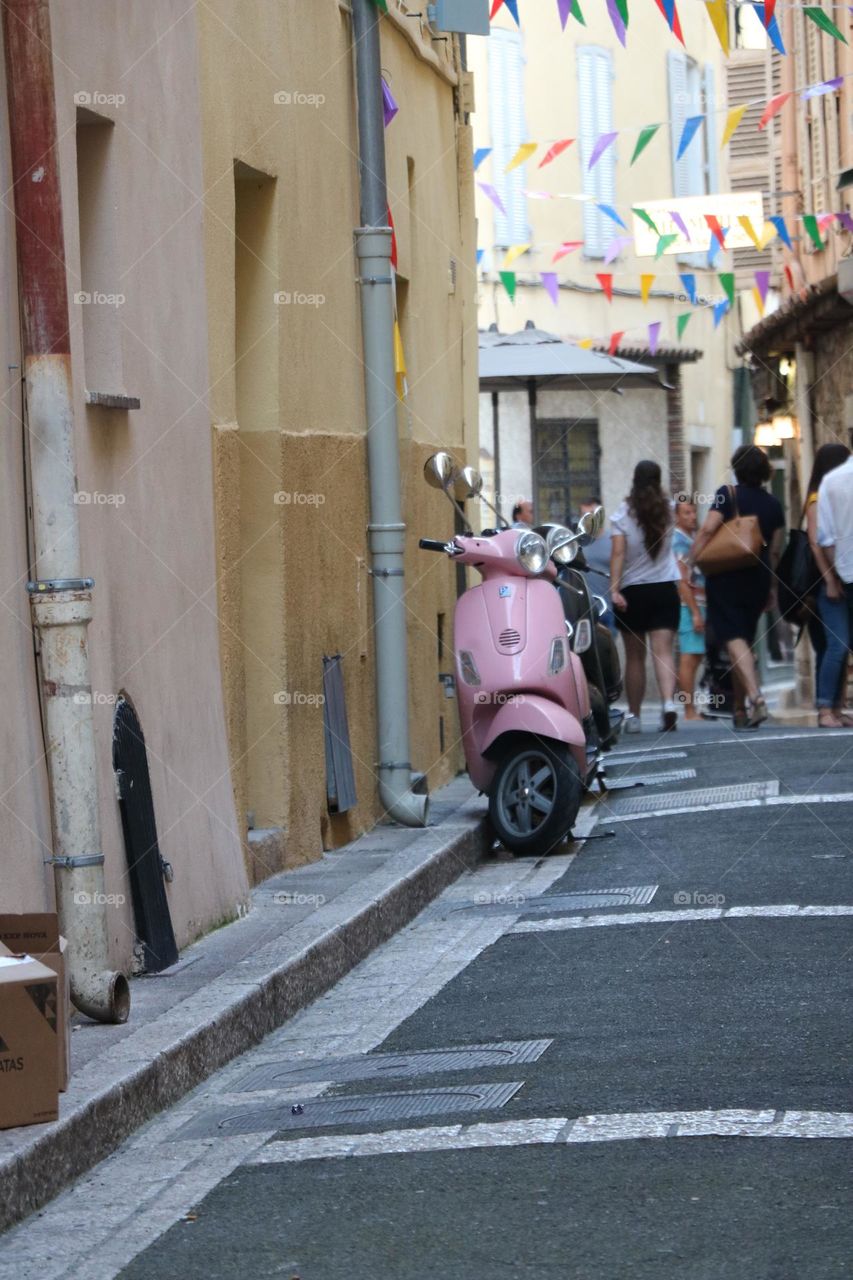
[
  {"xmin": 2, "ymin": 0, "xmax": 129, "ymax": 1022},
  {"xmin": 352, "ymin": 0, "xmax": 428, "ymax": 827}
]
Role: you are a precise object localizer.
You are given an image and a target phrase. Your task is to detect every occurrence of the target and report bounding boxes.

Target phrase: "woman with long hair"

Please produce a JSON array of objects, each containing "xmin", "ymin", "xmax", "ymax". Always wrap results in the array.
[
  {"xmin": 610, "ymin": 460, "xmax": 681, "ymax": 733},
  {"xmin": 805, "ymin": 441, "xmax": 851, "ymax": 727},
  {"xmin": 688, "ymin": 445, "xmax": 785, "ymax": 730}
]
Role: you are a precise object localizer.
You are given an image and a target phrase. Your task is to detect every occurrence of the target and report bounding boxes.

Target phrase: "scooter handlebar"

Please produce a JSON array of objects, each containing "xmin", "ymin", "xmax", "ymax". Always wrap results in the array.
[{"xmin": 419, "ymin": 538, "xmax": 452, "ymax": 553}]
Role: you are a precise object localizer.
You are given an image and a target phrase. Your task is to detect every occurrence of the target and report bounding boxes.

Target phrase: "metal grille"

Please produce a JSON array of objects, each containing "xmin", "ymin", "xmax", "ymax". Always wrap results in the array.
[
  {"xmin": 498, "ymin": 628, "xmax": 521, "ymax": 649},
  {"xmin": 171, "ymin": 1082, "xmax": 524, "ymax": 1139},
  {"xmin": 606, "ymin": 768, "xmax": 697, "ymax": 788},
  {"xmin": 606, "ymin": 751, "xmax": 687, "ymax": 766},
  {"xmin": 235, "ymin": 1040, "xmax": 551, "ymax": 1091},
  {"xmin": 460, "ymin": 886, "xmax": 658, "ymax": 915},
  {"xmin": 606, "ymin": 780, "xmax": 779, "ymax": 816}
]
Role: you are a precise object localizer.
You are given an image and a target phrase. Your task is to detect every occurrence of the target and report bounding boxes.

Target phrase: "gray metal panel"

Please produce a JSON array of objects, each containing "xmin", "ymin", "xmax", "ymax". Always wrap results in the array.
[
  {"xmin": 323, "ymin": 654, "xmax": 357, "ymax": 814},
  {"xmin": 458, "ymin": 886, "xmax": 658, "ymax": 915},
  {"xmin": 606, "ymin": 751, "xmax": 688, "ymax": 766},
  {"xmin": 235, "ymin": 1040, "xmax": 552, "ymax": 1091},
  {"xmin": 171, "ymin": 1082, "xmax": 524, "ymax": 1138},
  {"xmin": 434, "ymin": 0, "xmax": 490, "ymax": 35},
  {"xmin": 606, "ymin": 768, "xmax": 697, "ymax": 787},
  {"xmin": 606, "ymin": 780, "xmax": 779, "ymax": 815}
]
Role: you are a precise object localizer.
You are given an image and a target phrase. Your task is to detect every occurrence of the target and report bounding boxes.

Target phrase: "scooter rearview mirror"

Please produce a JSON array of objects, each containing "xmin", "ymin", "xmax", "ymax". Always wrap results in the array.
[
  {"xmin": 592, "ymin": 505, "xmax": 605, "ymax": 536},
  {"xmin": 451, "ymin": 466, "xmax": 483, "ymax": 501},
  {"xmin": 423, "ymin": 452, "xmax": 457, "ymax": 491},
  {"xmin": 576, "ymin": 511, "xmax": 596, "ymax": 546},
  {"xmin": 546, "ymin": 525, "xmax": 580, "ymax": 566}
]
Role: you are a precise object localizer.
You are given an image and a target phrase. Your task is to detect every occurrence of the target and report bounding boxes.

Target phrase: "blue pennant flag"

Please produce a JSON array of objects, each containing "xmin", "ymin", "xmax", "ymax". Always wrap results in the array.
[
  {"xmin": 677, "ymin": 116, "xmax": 705, "ymax": 161},
  {"xmin": 713, "ymin": 300, "xmax": 730, "ymax": 328},
  {"xmin": 476, "ymin": 249, "xmax": 485, "ymax": 266},
  {"xmin": 504, "ymin": 0, "xmax": 520, "ymax": 24},
  {"xmin": 597, "ymin": 203, "xmax": 628, "ymax": 230},
  {"xmin": 708, "ymin": 228, "xmax": 728, "ymax": 268},
  {"xmin": 473, "ymin": 147, "xmax": 492, "ymax": 171},
  {"xmin": 679, "ymin": 272, "xmax": 697, "ymax": 304},
  {"xmin": 769, "ymin": 215, "xmax": 792, "ymax": 249},
  {"xmin": 752, "ymin": 4, "xmax": 785, "ymax": 53}
]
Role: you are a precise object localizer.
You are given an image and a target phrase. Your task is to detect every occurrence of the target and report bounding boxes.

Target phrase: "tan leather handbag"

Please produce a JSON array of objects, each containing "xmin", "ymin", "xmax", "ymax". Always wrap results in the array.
[{"xmin": 695, "ymin": 486, "xmax": 766, "ymax": 575}]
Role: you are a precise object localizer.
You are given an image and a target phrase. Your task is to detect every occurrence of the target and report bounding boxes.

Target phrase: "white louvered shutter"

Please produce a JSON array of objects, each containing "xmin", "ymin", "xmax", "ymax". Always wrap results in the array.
[
  {"xmin": 577, "ymin": 45, "xmax": 615, "ymax": 260},
  {"xmin": 488, "ymin": 28, "xmax": 529, "ymax": 247}
]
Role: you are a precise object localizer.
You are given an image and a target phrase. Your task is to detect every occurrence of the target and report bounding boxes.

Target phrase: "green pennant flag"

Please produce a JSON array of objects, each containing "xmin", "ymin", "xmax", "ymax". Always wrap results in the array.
[
  {"xmin": 368, "ymin": 0, "xmax": 389, "ymax": 8},
  {"xmin": 803, "ymin": 6, "xmax": 848, "ymax": 42},
  {"xmin": 499, "ymin": 271, "xmax": 517, "ymax": 302},
  {"xmin": 633, "ymin": 207, "xmax": 659, "ymax": 235},
  {"xmin": 613, "ymin": 0, "xmax": 629, "ymax": 25},
  {"xmin": 802, "ymin": 214, "xmax": 824, "ymax": 250},
  {"xmin": 569, "ymin": 0, "xmax": 586, "ymax": 23},
  {"xmin": 676, "ymin": 312, "xmax": 692, "ymax": 340},
  {"xmin": 718, "ymin": 272, "xmax": 735, "ymax": 307},
  {"xmin": 655, "ymin": 233, "xmax": 678, "ymax": 259},
  {"xmin": 630, "ymin": 125, "xmax": 661, "ymax": 166}
]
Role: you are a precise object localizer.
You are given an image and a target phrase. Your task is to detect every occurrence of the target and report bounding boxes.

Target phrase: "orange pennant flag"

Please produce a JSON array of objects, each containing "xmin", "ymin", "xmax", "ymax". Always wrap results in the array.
[{"xmin": 640, "ymin": 273, "xmax": 655, "ymax": 304}]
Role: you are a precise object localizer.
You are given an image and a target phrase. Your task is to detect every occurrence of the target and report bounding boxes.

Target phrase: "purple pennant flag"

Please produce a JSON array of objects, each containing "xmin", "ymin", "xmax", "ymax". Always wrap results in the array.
[
  {"xmin": 837, "ymin": 212, "xmax": 853, "ymax": 234},
  {"xmin": 648, "ymin": 321, "xmax": 662, "ymax": 356},
  {"xmin": 588, "ymin": 131, "xmax": 618, "ymax": 170},
  {"xmin": 802, "ymin": 77, "xmax": 844, "ymax": 100},
  {"xmin": 382, "ymin": 77, "xmax": 398, "ymax": 128},
  {"xmin": 604, "ymin": 236, "xmax": 631, "ymax": 264},
  {"xmin": 754, "ymin": 270, "xmax": 771, "ymax": 305},
  {"xmin": 557, "ymin": 0, "xmax": 572, "ymax": 28},
  {"xmin": 605, "ymin": 0, "xmax": 627, "ymax": 44},
  {"xmin": 478, "ymin": 182, "xmax": 506, "ymax": 216},
  {"xmin": 541, "ymin": 272, "xmax": 560, "ymax": 306},
  {"xmin": 669, "ymin": 210, "xmax": 691, "ymax": 242}
]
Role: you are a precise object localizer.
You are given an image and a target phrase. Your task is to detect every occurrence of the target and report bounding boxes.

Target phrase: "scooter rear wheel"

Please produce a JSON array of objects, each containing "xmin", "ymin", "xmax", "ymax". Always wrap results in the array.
[{"xmin": 488, "ymin": 738, "xmax": 582, "ymax": 857}]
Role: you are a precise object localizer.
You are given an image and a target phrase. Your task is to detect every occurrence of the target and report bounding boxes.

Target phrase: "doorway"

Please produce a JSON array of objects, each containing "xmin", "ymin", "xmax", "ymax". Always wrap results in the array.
[{"xmin": 533, "ymin": 418, "xmax": 601, "ymax": 524}]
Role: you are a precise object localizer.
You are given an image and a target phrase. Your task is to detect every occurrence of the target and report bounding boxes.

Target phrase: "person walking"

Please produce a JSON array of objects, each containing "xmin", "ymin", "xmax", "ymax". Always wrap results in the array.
[
  {"xmin": 511, "ymin": 500, "xmax": 534, "ymax": 529},
  {"xmin": 610, "ymin": 460, "xmax": 680, "ymax": 733},
  {"xmin": 817, "ymin": 444, "xmax": 853, "ymax": 721},
  {"xmin": 672, "ymin": 498, "xmax": 706, "ymax": 720},
  {"xmin": 688, "ymin": 445, "xmax": 785, "ymax": 730},
  {"xmin": 805, "ymin": 443, "xmax": 851, "ymax": 728},
  {"xmin": 579, "ymin": 497, "xmax": 615, "ymax": 631}
]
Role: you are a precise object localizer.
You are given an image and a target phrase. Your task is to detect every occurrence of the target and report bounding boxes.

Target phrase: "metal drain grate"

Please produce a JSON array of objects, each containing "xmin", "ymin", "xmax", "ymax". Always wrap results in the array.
[
  {"xmin": 170, "ymin": 1082, "xmax": 524, "ymax": 1139},
  {"xmin": 235, "ymin": 1040, "xmax": 551, "ymax": 1092},
  {"xmin": 606, "ymin": 751, "xmax": 688, "ymax": 766},
  {"xmin": 606, "ymin": 780, "xmax": 779, "ymax": 816},
  {"xmin": 460, "ymin": 886, "xmax": 658, "ymax": 915},
  {"xmin": 604, "ymin": 768, "xmax": 697, "ymax": 788}
]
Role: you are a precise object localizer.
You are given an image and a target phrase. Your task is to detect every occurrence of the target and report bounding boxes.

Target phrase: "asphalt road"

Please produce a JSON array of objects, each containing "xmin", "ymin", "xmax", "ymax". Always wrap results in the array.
[{"xmin": 2, "ymin": 722, "xmax": 852, "ymax": 1279}]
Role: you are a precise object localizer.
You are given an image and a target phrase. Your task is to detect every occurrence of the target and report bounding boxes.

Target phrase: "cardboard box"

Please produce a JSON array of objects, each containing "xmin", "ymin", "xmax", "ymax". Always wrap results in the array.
[
  {"xmin": 0, "ymin": 916, "xmax": 70, "ymax": 1091},
  {"xmin": 0, "ymin": 952, "xmax": 59, "ymax": 1130}
]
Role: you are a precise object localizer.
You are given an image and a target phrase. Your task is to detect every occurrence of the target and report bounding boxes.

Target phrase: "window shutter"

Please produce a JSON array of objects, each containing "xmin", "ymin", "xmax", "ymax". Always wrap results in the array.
[
  {"xmin": 667, "ymin": 50, "xmax": 690, "ymax": 199},
  {"xmin": 577, "ymin": 46, "xmax": 614, "ymax": 260},
  {"xmin": 488, "ymin": 28, "xmax": 529, "ymax": 247},
  {"xmin": 726, "ymin": 49, "xmax": 777, "ymax": 285},
  {"xmin": 703, "ymin": 64, "xmax": 719, "ymax": 194}
]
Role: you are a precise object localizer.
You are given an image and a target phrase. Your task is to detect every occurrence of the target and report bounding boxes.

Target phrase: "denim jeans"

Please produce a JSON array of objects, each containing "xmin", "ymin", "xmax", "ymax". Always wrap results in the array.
[{"xmin": 815, "ymin": 583, "xmax": 851, "ymax": 708}]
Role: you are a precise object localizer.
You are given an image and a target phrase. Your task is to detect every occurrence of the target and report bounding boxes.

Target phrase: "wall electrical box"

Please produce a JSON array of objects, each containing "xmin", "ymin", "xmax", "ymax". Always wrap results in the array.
[{"xmin": 430, "ymin": 0, "xmax": 490, "ymax": 36}]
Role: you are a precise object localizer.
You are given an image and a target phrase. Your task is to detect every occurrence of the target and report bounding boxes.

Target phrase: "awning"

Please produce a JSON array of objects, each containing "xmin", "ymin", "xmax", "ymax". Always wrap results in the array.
[{"xmin": 479, "ymin": 325, "xmax": 663, "ymax": 391}]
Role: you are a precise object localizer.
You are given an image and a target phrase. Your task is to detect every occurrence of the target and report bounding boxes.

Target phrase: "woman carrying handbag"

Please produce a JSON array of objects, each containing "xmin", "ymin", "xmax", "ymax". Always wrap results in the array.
[{"xmin": 688, "ymin": 445, "xmax": 785, "ymax": 730}]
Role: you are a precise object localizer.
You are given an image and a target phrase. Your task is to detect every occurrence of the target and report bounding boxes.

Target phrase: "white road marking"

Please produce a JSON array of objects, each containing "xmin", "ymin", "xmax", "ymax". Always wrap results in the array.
[
  {"xmin": 246, "ymin": 1108, "xmax": 853, "ymax": 1164},
  {"xmin": 509, "ymin": 904, "xmax": 853, "ymax": 935}
]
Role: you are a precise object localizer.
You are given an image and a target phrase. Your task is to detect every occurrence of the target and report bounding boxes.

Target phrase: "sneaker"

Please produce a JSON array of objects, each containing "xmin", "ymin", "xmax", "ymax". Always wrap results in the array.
[
  {"xmin": 661, "ymin": 700, "xmax": 678, "ymax": 732},
  {"xmin": 623, "ymin": 714, "xmax": 642, "ymax": 734}
]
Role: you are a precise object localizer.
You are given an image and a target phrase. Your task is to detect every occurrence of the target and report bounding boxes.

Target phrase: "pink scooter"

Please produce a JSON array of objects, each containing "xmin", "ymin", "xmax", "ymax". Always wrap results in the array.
[{"xmin": 420, "ymin": 453, "xmax": 599, "ymax": 856}]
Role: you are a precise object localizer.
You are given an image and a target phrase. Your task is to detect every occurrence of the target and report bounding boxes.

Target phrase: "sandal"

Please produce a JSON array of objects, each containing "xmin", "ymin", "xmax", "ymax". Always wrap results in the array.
[
  {"xmin": 818, "ymin": 711, "xmax": 844, "ymax": 729},
  {"xmin": 746, "ymin": 696, "xmax": 768, "ymax": 728}
]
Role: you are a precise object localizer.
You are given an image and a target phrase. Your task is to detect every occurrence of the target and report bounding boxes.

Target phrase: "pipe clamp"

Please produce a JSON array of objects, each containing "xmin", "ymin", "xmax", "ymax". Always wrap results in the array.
[
  {"xmin": 28, "ymin": 577, "xmax": 95, "ymax": 593},
  {"xmin": 45, "ymin": 853, "xmax": 105, "ymax": 869}
]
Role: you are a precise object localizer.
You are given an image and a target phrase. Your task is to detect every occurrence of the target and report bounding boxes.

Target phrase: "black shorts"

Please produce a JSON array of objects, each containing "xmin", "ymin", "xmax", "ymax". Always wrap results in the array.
[{"xmin": 615, "ymin": 581, "xmax": 680, "ymax": 635}]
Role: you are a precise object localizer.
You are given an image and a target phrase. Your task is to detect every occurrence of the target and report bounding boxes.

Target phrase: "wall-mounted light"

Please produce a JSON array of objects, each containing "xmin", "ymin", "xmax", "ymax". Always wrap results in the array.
[{"xmin": 754, "ymin": 413, "xmax": 798, "ymax": 447}]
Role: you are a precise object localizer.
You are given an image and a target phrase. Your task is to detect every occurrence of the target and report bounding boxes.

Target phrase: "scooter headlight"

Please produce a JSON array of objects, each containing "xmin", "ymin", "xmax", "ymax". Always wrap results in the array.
[{"xmin": 515, "ymin": 531, "xmax": 548, "ymax": 575}]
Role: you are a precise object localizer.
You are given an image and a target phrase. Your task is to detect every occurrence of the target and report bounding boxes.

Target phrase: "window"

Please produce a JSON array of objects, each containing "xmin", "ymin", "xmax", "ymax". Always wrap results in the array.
[
  {"xmin": 234, "ymin": 162, "xmax": 278, "ymax": 432},
  {"xmin": 488, "ymin": 27, "xmax": 529, "ymax": 247},
  {"xmin": 667, "ymin": 52, "xmax": 719, "ymax": 267},
  {"xmin": 533, "ymin": 418, "xmax": 601, "ymax": 524},
  {"xmin": 576, "ymin": 47, "xmax": 615, "ymax": 261},
  {"xmin": 76, "ymin": 110, "xmax": 125, "ymax": 397}
]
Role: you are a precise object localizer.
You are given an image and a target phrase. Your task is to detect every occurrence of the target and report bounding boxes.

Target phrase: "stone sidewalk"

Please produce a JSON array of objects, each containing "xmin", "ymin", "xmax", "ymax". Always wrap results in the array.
[{"xmin": 0, "ymin": 776, "xmax": 486, "ymax": 1233}]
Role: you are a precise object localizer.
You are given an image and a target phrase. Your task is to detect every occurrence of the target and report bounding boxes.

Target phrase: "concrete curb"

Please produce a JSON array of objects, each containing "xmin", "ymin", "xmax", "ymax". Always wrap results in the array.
[{"xmin": 0, "ymin": 809, "xmax": 488, "ymax": 1233}]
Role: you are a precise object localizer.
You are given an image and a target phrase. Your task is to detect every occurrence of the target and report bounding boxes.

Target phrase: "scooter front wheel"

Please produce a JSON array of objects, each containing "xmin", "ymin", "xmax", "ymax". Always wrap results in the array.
[{"xmin": 488, "ymin": 738, "xmax": 582, "ymax": 857}]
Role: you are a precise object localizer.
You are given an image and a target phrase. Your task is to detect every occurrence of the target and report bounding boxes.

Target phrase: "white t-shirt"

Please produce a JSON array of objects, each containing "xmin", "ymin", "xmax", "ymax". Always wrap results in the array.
[
  {"xmin": 610, "ymin": 501, "xmax": 679, "ymax": 588},
  {"xmin": 817, "ymin": 455, "xmax": 853, "ymax": 584}
]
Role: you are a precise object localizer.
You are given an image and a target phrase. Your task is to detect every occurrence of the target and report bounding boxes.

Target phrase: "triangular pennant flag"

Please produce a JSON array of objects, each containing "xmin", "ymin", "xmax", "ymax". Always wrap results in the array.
[
  {"xmin": 553, "ymin": 240, "xmax": 583, "ymax": 262},
  {"xmin": 679, "ymin": 273, "xmax": 697, "ymax": 304},
  {"xmin": 752, "ymin": 4, "xmax": 786, "ymax": 53},
  {"xmin": 558, "ymin": 0, "xmax": 585, "ymax": 28},
  {"xmin": 761, "ymin": 0, "xmax": 776, "ymax": 24},
  {"xmin": 718, "ymin": 272, "xmax": 735, "ymax": 307},
  {"xmin": 676, "ymin": 312, "xmax": 691, "ymax": 340},
  {"xmin": 653, "ymin": 0, "xmax": 685, "ymax": 43},
  {"xmin": 648, "ymin": 321, "xmax": 662, "ymax": 355},
  {"xmin": 802, "ymin": 214, "xmax": 824, "ymax": 251},
  {"xmin": 605, "ymin": 236, "xmax": 631, "ymax": 264},
  {"xmin": 478, "ymin": 182, "xmax": 506, "ymax": 215},
  {"xmin": 803, "ymin": 6, "xmax": 848, "ymax": 42},
  {"xmin": 502, "ymin": 243, "xmax": 530, "ymax": 269},
  {"xmin": 588, "ymin": 132, "xmax": 618, "ymax": 170},
  {"xmin": 752, "ymin": 285, "xmax": 765, "ymax": 317},
  {"xmin": 721, "ymin": 104, "xmax": 747, "ymax": 149},
  {"xmin": 818, "ymin": 213, "xmax": 835, "ymax": 231},
  {"xmin": 612, "ymin": 0, "xmax": 629, "ymax": 23},
  {"xmin": 490, "ymin": 0, "xmax": 503, "ymax": 15},
  {"xmin": 608, "ymin": 331, "xmax": 625, "ymax": 356},
  {"xmin": 670, "ymin": 210, "xmax": 691, "ymax": 242},
  {"xmin": 541, "ymin": 272, "xmax": 560, "ymax": 305},
  {"xmin": 394, "ymin": 321, "xmax": 407, "ymax": 397},
  {"xmin": 598, "ymin": 203, "xmax": 628, "ymax": 230},
  {"xmin": 473, "ymin": 147, "xmax": 492, "ymax": 171},
  {"xmin": 677, "ymin": 115, "xmax": 705, "ymax": 161},
  {"xmin": 655, "ymin": 233, "xmax": 678, "ymax": 258},
  {"xmin": 754, "ymin": 270, "xmax": 771, "ymax": 305},
  {"xmin": 577, "ymin": 338, "xmax": 594, "ymax": 349},
  {"xmin": 784, "ymin": 264, "xmax": 795, "ymax": 291},
  {"xmin": 705, "ymin": 215, "xmax": 727, "ymax": 248},
  {"xmin": 708, "ymin": 230, "xmax": 727, "ymax": 268},
  {"xmin": 631, "ymin": 124, "xmax": 661, "ymax": 166},
  {"xmin": 837, "ymin": 212, "xmax": 853, "ymax": 234},
  {"xmin": 476, "ymin": 249, "xmax": 485, "ymax": 266},
  {"xmin": 539, "ymin": 138, "xmax": 574, "ymax": 168},
  {"xmin": 769, "ymin": 215, "xmax": 792, "ymax": 249},
  {"xmin": 499, "ymin": 270, "xmax": 517, "ymax": 301},
  {"xmin": 506, "ymin": 142, "xmax": 537, "ymax": 172},
  {"xmin": 759, "ymin": 221, "xmax": 777, "ymax": 250},
  {"xmin": 605, "ymin": 0, "xmax": 627, "ymax": 45},
  {"xmin": 704, "ymin": 0, "xmax": 729, "ymax": 54},
  {"xmin": 596, "ymin": 273, "xmax": 614, "ymax": 302},
  {"xmin": 802, "ymin": 76, "xmax": 844, "ymax": 99},
  {"xmin": 640, "ymin": 273, "xmax": 655, "ymax": 304},
  {"xmin": 759, "ymin": 92, "xmax": 792, "ymax": 131},
  {"xmin": 713, "ymin": 300, "xmax": 730, "ymax": 328},
  {"xmin": 504, "ymin": 0, "xmax": 520, "ymax": 21},
  {"xmin": 388, "ymin": 206, "xmax": 398, "ymax": 270},
  {"xmin": 382, "ymin": 77, "xmax": 399, "ymax": 127},
  {"xmin": 633, "ymin": 207, "xmax": 660, "ymax": 235},
  {"xmin": 738, "ymin": 216, "xmax": 762, "ymax": 250},
  {"xmin": 369, "ymin": 0, "xmax": 389, "ymax": 10}
]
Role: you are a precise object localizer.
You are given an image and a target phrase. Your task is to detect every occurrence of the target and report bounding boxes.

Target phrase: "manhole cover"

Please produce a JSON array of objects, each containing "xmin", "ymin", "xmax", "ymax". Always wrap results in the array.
[
  {"xmin": 604, "ymin": 768, "xmax": 697, "ymax": 788},
  {"xmin": 606, "ymin": 751, "xmax": 688, "ymax": 766},
  {"xmin": 171, "ymin": 1081, "xmax": 524, "ymax": 1139},
  {"xmin": 606, "ymin": 780, "xmax": 779, "ymax": 816},
  {"xmin": 235, "ymin": 1040, "xmax": 551, "ymax": 1091},
  {"xmin": 460, "ymin": 886, "xmax": 658, "ymax": 915}
]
